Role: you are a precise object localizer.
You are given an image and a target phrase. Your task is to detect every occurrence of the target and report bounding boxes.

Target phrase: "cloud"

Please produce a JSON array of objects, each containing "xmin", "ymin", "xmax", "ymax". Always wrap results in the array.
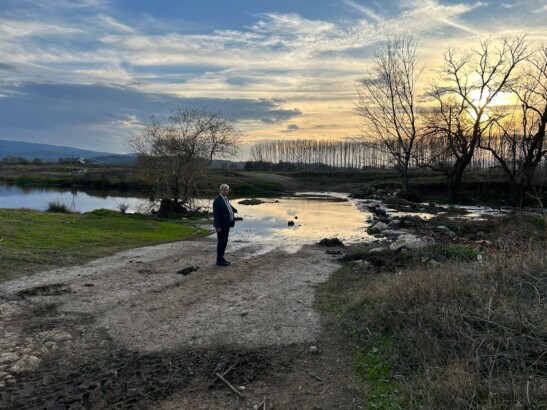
[
  {"xmin": 0, "ymin": 82, "xmax": 302, "ymax": 151},
  {"xmin": 280, "ymin": 123, "xmax": 300, "ymax": 133},
  {"xmin": 0, "ymin": 63, "xmax": 17, "ymax": 71},
  {"xmin": 342, "ymin": 0, "xmax": 384, "ymax": 23}
]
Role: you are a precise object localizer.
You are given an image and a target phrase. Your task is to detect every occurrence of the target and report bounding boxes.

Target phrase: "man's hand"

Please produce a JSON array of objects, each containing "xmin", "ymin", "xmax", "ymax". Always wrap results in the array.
[{"xmin": 216, "ymin": 227, "xmax": 221, "ymax": 233}]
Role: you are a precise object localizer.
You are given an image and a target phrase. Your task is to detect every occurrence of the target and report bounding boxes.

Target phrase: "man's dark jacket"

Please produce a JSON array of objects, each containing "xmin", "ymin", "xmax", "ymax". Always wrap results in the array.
[{"xmin": 213, "ymin": 195, "xmax": 237, "ymax": 230}]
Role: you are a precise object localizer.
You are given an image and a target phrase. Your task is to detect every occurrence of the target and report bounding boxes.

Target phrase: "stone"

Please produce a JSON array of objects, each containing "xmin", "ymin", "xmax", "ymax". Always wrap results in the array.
[
  {"xmin": 176, "ymin": 266, "xmax": 199, "ymax": 275},
  {"xmin": 10, "ymin": 355, "xmax": 41, "ymax": 373},
  {"xmin": 435, "ymin": 226, "xmax": 456, "ymax": 236},
  {"xmin": 389, "ymin": 219, "xmax": 401, "ymax": 227},
  {"xmin": 372, "ymin": 222, "xmax": 389, "ymax": 231},
  {"xmin": 390, "ymin": 234, "xmax": 429, "ymax": 251}
]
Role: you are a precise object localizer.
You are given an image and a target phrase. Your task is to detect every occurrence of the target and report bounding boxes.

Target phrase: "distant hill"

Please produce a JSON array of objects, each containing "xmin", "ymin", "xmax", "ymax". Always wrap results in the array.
[{"xmin": 0, "ymin": 139, "xmax": 135, "ymax": 164}]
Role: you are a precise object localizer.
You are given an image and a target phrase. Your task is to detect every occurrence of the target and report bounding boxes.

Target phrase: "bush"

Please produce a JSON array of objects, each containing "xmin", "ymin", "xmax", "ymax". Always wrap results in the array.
[{"xmin": 46, "ymin": 200, "xmax": 72, "ymax": 213}]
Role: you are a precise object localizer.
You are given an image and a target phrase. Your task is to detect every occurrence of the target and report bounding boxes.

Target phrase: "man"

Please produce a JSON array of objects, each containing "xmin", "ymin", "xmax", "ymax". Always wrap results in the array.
[{"xmin": 213, "ymin": 183, "xmax": 237, "ymax": 266}]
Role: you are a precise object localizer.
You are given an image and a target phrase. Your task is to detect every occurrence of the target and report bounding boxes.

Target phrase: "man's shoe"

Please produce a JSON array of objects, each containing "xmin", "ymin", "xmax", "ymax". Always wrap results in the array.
[
  {"xmin": 222, "ymin": 259, "xmax": 231, "ymax": 265},
  {"xmin": 217, "ymin": 261, "xmax": 230, "ymax": 266}
]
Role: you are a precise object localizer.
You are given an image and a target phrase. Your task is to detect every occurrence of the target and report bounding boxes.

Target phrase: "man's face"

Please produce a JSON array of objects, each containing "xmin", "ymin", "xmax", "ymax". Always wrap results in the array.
[{"xmin": 220, "ymin": 187, "xmax": 229, "ymax": 197}]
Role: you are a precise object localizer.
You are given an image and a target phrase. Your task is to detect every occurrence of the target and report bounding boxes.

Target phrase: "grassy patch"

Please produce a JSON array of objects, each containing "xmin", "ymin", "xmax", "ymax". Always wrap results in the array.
[
  {"xmin": 318, "ymin": 217, "xmax": 547, "ymax": 409},
  {"xmin": 354, "ymin": 345, "xmax": 403, "ymax": 410},
  {"xmin": 0, "ymin": 208, "xmax": 209, "ymax": 282},
  {"xmin": 424, "ymin": 243, "xmax": 478, "ymax": 261}
]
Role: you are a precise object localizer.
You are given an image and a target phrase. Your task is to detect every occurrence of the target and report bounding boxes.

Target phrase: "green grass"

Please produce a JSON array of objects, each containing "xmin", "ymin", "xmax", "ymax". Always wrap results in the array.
[
  {"xmin": 354, "ymin": 345, "xmax": 403, "ymax": 410},
  {"xmin": 0, "ymin": 208, "xmax": 209, "ymax": 282}
]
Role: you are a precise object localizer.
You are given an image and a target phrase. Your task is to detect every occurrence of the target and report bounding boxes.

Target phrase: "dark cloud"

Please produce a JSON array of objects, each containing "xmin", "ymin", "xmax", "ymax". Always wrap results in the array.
[
  {"xmin": 281, "ymin": 123, "xmax": 300, "ymax": 133},
  {"xmin": 0, "ymin": 63, "xmax": 17, "ymax": 71},
  {"xmin": 0, "ymin": 81, "xmax": 302, "ymax": 151}
]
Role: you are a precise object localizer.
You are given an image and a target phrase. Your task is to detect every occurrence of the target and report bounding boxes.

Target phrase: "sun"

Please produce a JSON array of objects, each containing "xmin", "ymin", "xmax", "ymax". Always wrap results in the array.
[
  {"xmin": 467, "ymin": 89, "xmax": 516, "ymax": 120},
  {"xmin": 469, "ymin": 89, "xmax": 515, "ymax": 108}
]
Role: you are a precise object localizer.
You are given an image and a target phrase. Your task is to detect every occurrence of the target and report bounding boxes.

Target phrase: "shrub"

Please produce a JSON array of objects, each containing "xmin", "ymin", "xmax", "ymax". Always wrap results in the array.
[{"xmin": 46, "ymin": 200, "xmax": 72, "ymax": 213}]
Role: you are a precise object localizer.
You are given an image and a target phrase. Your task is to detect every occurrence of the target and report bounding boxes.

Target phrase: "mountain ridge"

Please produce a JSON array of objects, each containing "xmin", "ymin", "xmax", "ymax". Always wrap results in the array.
[{"xmin": 0, "ymin": 139, "xmax": 133, "ymax": 164}]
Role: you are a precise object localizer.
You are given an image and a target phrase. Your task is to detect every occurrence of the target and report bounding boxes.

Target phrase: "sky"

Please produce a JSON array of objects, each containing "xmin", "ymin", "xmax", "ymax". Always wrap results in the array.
[{"xmin": 1, "ymin": 0, "xmax": 546, "ymax": 158}]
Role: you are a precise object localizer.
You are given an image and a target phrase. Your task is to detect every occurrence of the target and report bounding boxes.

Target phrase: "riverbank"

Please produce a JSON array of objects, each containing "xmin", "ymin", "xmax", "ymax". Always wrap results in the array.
[
  {"xmin": 318, "ymin": 208, "xmax": 547, "ymax": 409},
  {"xmin": 1, "ymin": 189, "xmax": 545, "ymax": 408}
]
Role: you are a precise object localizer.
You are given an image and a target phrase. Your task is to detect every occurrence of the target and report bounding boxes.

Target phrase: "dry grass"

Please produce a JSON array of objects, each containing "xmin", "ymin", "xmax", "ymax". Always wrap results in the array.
[{"xmin": 320, "ymin": 214, "xmax": 547, "ymax": 409}]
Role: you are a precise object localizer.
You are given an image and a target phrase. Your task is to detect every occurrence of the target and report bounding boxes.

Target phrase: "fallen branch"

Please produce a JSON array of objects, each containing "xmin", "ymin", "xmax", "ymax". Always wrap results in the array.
[
  {"xmin": 222, "ymin": 362, "xmax": 238, "ymax": 377},
  {"xmin": 215, "ymin": 372, "xmax": 244, "ymax": 397}
]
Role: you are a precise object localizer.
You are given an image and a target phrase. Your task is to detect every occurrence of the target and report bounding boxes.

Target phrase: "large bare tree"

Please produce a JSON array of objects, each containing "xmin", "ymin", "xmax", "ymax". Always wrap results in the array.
[
  {"xmin": 130, "ymin": 107, "xmax": 240, "ymax": 214},
  {"xmin": 356, "ymin": 35, "xmax": 423, "ymax": 197},
  {"xmin": 423, "ymin": 36, "xmax": 529, "ymax": 203},
  {"xmin": 480, "ymin": 44, "xmax": 547, "ymax": 206}
]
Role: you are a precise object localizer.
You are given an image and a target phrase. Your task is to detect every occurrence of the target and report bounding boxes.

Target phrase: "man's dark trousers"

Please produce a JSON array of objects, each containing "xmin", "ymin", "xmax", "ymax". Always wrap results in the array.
[{"xmin": 217, "ymin": 229, "xmax": 229, "ymax": 263}]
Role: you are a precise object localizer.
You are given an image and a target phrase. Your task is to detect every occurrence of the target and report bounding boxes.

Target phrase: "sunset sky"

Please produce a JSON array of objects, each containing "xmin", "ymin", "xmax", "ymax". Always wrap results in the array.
[{"xmin": 1, "ymin": 0, "xmax": 546, "ymax": 157}]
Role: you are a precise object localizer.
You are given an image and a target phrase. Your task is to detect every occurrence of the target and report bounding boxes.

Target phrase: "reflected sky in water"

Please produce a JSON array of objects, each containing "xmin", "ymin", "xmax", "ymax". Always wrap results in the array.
[
  {"xmin": 0, "ymin": 184, "xmax": 151, "ymax": 213},
  {"xmin": 221, "ymin": 193, "xmax": 372, "ymax": 254},
  {"xmin": 1, "ymin": 185, "xmax": 372, "ymax": 253}
]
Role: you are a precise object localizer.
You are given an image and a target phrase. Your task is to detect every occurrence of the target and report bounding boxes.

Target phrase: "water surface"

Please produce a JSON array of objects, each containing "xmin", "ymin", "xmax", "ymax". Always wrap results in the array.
[{"xmin": 228, "ymin": 193, "xmax": 372, "ymax": 254}]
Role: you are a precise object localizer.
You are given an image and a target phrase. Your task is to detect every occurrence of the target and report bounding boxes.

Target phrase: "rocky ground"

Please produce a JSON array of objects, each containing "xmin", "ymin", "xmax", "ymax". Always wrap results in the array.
[{"xmin": 0, "ymin": 237, "xmax": 364, "ymax": 409}]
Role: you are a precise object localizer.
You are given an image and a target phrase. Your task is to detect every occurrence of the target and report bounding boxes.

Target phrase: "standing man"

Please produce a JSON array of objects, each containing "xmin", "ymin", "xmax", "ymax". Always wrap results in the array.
[{"xmin": 213, "ymin": 183, "xmax": 237, "ymax": 266}]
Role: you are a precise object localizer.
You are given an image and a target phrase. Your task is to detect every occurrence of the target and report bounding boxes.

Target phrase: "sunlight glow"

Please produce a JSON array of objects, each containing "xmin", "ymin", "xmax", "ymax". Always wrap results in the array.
[
  {"xmin": 467, "ymin": 89, "xmax": 517, "ymax": 121},
  {"xmin": 469, "ymin": 89, "xmax": 515, "ymax": 108}
]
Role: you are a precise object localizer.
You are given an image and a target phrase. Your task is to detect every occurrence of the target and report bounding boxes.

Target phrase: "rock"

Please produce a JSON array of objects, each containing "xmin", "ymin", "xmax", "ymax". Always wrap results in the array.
[
  {"xmin": 381, "ymin": 229, "xmax": 408, "ymax": 236},
  {"xmin": 309, "ymin": 345, "xmax": 319, "ymax": 354},
  {"xmin": 372, "ymin": 222, "xmax": 389, "ymax": 231},
  {"xmin": 388, "ymin": 219, "xmax": 401, "ymax": 227},
  {"xmin": 176, "ymin": 266, "xmax": 199, "ymax": 275},
  {"xmin": 238, "ymin": 386, "xmax": 246, "ymax": 391},
  {"xmin": 326, "ymin": 249, "xmax": 341, "ymax": 255},
  {"xmin": 10, "ymin": 355, "xmax": 41, "ymax": 373},
  {"xmin": 237, "ymin": 199, "xmax": 264, "ymax": 205},
  {"xmin": 435, "ymin": 226, "xmax": 456, "ymax": 237},
  {"xmin": 374, "ymin": 207, "xmax": 387, "ymax": 217},
  {"xmin": 390, "ymin": 234, "xmax": 430, "ymax": 251},
  {"xmin": 318, "ymin": 238, "xmax": 344, "ymax": 247},
  {"xmin": 369, "ymin": 247, "xmax": 387, "ymax": 254}
]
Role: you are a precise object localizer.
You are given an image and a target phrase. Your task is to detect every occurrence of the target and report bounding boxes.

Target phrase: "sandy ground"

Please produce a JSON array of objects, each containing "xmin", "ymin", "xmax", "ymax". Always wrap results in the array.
[{"xmin": 0, "ymin": 236, "xmax": 364, "ymax": 409}]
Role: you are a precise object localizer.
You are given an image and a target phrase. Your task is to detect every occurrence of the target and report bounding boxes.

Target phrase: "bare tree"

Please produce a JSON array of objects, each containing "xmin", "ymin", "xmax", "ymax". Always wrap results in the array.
[
  {"xmin": 130, "ymin": 107, "xmax": 240, "ymax": 214},
  {"xmin": 424, "ymin": 36, "xmax": 529, "ymax": 203},
  {"xmin": 480, "ymin": 44, "xmax": 547, "ymax": 206},
  {"xmin": 356, "ymin": 35, "xmax": 423, "ymax": 197}
]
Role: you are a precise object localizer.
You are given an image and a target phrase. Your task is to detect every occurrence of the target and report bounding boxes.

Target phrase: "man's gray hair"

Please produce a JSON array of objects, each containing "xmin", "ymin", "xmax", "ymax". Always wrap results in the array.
[{"xmin": 219, "ymin": 183, "xmax": 230, "ymax": 190}]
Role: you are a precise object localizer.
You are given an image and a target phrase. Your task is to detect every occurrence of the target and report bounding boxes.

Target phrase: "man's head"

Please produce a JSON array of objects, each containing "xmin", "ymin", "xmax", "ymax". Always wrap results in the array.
[{"xmin": 219, "ymin": 183, "xmax": 230, "ymax": 197}]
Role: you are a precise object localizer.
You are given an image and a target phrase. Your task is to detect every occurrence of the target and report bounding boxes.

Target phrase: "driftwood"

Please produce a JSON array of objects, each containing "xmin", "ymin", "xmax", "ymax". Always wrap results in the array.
[{"xmin": 215, "ymin": 372, "xmax": 244, "ymax": 397}]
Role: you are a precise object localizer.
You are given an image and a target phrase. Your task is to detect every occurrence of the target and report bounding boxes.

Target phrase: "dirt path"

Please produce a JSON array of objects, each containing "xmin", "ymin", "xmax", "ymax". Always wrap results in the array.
[{"xmin": 0, "ymin": 237, "xmax": 364, "ymax": 409}]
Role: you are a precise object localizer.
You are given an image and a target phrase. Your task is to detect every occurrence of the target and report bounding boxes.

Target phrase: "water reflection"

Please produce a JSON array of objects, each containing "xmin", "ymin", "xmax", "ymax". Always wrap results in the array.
[
  {"xmin": 0, "ymin": 184, "xmax": 151, "ymax": 213},
  {"xmin": 224, "ymin": 194, "xmax": 372, "ymax": 254}
]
